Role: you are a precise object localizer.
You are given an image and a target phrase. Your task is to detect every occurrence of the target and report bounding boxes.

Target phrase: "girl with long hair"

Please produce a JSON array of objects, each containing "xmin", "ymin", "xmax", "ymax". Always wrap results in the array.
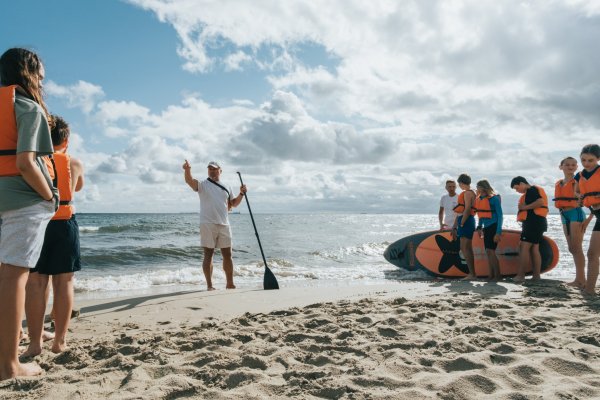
[{"xmin": 0, "ymin": 48, "xmax": 57, "ymax": 380}]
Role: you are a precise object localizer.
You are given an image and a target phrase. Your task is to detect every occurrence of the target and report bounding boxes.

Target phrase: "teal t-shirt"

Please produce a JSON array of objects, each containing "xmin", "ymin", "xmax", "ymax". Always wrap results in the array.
[{"xmin": 0, "ymin": 92, "xmax": 55, "ymax": 212}]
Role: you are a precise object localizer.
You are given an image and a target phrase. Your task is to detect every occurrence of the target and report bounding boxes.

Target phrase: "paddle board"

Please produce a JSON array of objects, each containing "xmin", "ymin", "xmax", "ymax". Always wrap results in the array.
[{"xmin": 383, "ymin": 229, "xmax": 559, "ymax": 278}]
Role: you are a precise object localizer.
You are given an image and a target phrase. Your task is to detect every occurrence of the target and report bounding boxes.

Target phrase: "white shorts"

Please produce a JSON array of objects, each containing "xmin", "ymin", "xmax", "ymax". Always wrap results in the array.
[
  {"xmin": 200, "ymin": 223, "xmax": 232, "ymax": 249},
  {"xmin": 0, "ymin": 201, "xmax": 55, "ymax": 268}
]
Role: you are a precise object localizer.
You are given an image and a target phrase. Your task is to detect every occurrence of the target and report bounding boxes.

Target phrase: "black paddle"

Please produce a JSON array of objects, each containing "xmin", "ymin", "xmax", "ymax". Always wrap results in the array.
[{"xmin": 236, "ymin": 172, "xmax": 279, "ymax": 290}]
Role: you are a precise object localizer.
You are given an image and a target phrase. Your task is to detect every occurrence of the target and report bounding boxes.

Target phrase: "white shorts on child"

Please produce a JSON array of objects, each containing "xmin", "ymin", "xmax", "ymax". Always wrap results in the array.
[{"xmin": 0, "ymin": 201, "xmax": 55, "ymax": 268}]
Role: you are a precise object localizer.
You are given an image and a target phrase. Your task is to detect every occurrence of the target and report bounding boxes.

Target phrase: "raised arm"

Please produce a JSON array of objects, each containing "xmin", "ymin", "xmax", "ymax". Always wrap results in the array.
[{"xmin": 182, "ymin": 160, "xmax": 199, "ymax": 191}]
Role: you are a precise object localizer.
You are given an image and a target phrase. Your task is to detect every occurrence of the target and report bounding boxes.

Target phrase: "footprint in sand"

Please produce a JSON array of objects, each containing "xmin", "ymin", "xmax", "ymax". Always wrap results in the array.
[
  {"xmin": 489, "ymin": 354, "xmax": 516, "ymax": 365},
  {"xmin": 440, "ymin": 356, "xmax": 486, "ymax": 372},
  {"xmin": 577, "ymin": 335, "xmax": 600, "ymax": 347},
  {"xmin": 542, "ymin": 357, "xmax": 596, "ymax": 377},
  {"xmin": 481, "ymin": 309, "xmax": 500, "ymax": 318},
  {"xmin": 510, "ymin": 364, "xmax": 544, "ymax": 385},
  {"xmin": 489, "ymin": 343, "xmax": 516, "ymax": 354}
]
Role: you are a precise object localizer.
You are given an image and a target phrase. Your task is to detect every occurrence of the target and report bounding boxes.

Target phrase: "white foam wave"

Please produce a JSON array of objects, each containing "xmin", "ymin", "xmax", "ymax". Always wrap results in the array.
[
  {"xmin": 312, "ymin": 242, "xmax": 390, "ymax": 260},
  {"xmin": 75, "ymin": 262, "xmax": 324, "ymax": 293},
  {"xmin": 79, "ymin": 226, "xmax": 100, "ymax": 233},
  {"xmin": 75, "ymin": 267, "xmax": 205, "ymax": 292}
]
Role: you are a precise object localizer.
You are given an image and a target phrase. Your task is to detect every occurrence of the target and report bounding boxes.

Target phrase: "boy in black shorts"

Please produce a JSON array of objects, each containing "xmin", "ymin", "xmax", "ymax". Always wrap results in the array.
[
  {"xmin": 511, "ymin": 176, "xmax": 549, "ymax": 283},
  {"xmin": 23, "ymin": 116, "xmax": 84, "ymax": 356}
]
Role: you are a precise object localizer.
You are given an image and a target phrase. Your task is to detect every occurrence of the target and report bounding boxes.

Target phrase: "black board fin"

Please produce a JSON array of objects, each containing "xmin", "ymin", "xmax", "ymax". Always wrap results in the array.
[{"xmin": 434, "ymin": 235, "xmax": 469, "ymax": 274}]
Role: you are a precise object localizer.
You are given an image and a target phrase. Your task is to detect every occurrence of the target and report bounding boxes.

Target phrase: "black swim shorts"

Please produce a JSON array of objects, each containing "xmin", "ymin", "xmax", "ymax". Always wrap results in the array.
[
  {"xmin": 483, "ymin": 224, "xmax": 498, "ymax": 250},
  {"xmin": 32, "ymin": 215, "xmax": 81, "ymax": 275},
  {"xmin": 520, "ymin": 218, "xmax": 547, "ymax": 244}
]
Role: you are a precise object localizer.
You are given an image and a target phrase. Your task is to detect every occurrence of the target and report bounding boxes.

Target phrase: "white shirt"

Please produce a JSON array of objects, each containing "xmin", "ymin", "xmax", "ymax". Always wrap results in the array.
[
  {"xmin": 198, "ymin": 179, "xmax": 234, "ymax": 225},
  {"xmin": 440, "ymin": 194, "xmax": 458, "ymax": 227}
]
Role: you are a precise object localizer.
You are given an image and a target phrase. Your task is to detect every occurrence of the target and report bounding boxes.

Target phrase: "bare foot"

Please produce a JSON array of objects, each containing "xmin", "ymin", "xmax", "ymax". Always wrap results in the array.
[
  {"xmin": 226, "ymin": 284, "xmax": 236, "ymax": 289},
  {"xmin": 566, "ymin": 281, "xmax": 585, "ymax": 289},
  {"xmin": 462, "ymin": 275, "xmax": 476, "ymax": 281},
  {"xmin": 512, "ymin": 275, "xmax": 525, "ymax": 284},
  {"xmin": 207, "ymin": 287, "xmax": 216, "ymax": 291},
  {"xmin": 584, "ymin": 286, "xmax": 597, "ymax": 296},
  {"xmin": 51, "ymin": 338, "xmax": 68, "ymax": 354},
  {"xmin": 0, "ymin": 362, "xmax": 43, "ymax": 381},
  {"xmin": 42, "ymin": 331, "xmax": 54, "ymax": 342},
  {"xmin": 20, "ymin": 344, "xmax": 42, "ymax": 359}
]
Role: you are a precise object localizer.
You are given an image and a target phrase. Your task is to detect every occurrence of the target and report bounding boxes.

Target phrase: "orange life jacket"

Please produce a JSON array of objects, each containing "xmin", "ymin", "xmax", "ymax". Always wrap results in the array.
[
  {"xmin": 475, "ymin": 194, "xmax": 499, "ymax": 219},
  {"xmin": 579, "ymin": 167, "xmax": 600, "ymax": 208},
  {"xmin": 0, "ymin": 85, "xmax": 55, "ymax": 180},
  {"xmin": 453, "ymin": 190, "xmax": 476, "ymax": 216},
  {"xmin": 517, "ymin": 185, "xmax": 549, "ymax": 222},
  {"xmin": 0, "ymin": 85, "xmax": 20, "ymax": 177},
  {"xmin": 553, "ymin": 179, "xmax": 578, "ymax": 210},
  {"xmin": 52, "ymin": 153, "xmax": 74, "ymax": 220}
]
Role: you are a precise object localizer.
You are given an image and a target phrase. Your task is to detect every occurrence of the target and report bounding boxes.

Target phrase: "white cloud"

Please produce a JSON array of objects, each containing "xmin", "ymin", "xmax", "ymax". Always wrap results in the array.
[
  {"xmin": 223, "ymin": 50, "xmax": 252, "ymax": 71},
  {"xmin": 45, "ymin": 80, "xmax": 104, "ymax": 113}
]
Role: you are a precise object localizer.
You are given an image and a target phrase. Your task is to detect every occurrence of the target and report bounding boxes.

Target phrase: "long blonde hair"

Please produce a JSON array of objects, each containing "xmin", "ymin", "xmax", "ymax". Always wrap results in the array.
[{"xmin": 476, "ymin": 179, "xmax": 496, "ymax": 196}]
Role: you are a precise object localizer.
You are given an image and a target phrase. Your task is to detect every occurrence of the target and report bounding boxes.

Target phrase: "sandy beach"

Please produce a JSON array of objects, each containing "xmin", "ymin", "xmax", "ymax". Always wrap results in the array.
[{"xmin": 0, "ymin": 280, "xmax": 598, "ymax": 399}]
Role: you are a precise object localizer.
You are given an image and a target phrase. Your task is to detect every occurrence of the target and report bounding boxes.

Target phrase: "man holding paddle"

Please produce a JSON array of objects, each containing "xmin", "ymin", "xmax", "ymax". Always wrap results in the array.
[{"xmin": 183, "ymin": 160, "xmax": 246, "ymax": 290}]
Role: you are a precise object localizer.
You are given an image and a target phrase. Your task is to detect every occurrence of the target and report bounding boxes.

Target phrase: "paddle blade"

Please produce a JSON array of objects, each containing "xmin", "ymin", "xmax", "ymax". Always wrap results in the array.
[{"xmin": 263, "ymin": 266, "xmax": 279, "ymax": 290}]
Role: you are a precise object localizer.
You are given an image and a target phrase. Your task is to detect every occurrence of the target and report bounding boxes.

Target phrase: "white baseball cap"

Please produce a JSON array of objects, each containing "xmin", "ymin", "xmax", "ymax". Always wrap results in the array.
[{"xmin": 207, "ymin": 161, "xmax": 221, "ymax": 169}]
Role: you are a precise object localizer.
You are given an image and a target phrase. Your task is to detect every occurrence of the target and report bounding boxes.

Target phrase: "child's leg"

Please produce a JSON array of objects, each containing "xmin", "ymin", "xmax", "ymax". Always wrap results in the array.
[
  {"xmin": 461, "ymin": 238, "xmax": 475, "ymax": 278},
  {"xmin": 23, "ymin": 273, "xmax": 50, "ymax": 357},
  {"xmin": 515, "ymin": 241, "xmax": 532, "ymax": 282},
  {"xmin": 566, "ymin": 221, "xmax": 586, "ymax": 287},
  {"xmin": 530, "ymin": 243, "xmax": 542, "ymax": 280},
  {"xmin": 0, "ymin": 264, "xmax": 42, "ymax": 380},
  {"xmin": 51, "ymin": 273, "xmax": 74, "ymax": 353},
  {"xmin": 584, "ymin": 231, "xmax": 600, "ymax": 295},
  {"xmin": 486, "ymin": 249, "xmax": 500, "ymax": 280}
]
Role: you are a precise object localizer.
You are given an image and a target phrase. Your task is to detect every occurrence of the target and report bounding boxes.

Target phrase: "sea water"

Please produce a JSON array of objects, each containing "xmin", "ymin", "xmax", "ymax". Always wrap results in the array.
[{"xmin": 74, "ymin": 213, "xmax": 588, "ymax": 300}]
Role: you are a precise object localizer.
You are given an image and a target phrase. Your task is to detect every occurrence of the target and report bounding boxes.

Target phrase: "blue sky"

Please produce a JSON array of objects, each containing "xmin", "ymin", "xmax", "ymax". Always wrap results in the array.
[{"xmin": 1, "ymin": 1, "xmax": 599, "ymax": 213}]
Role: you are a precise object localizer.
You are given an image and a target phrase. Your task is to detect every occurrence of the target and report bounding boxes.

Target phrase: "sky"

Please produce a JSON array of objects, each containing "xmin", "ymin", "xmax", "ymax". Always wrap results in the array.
[{"xmin": 1, "ymin": 0, "xmax": 599, "ymax": 213}]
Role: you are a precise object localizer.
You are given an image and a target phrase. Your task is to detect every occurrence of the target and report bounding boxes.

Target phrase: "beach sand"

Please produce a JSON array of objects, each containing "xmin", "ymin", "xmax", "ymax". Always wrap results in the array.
[{"xmin": 1, "ymin": 280, "xmax": 600, "ymax": 399}]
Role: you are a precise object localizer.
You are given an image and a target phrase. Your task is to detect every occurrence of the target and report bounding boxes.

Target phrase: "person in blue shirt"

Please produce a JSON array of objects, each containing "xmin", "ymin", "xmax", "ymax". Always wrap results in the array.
[{"xmin": 475, "ymin": 180, "xmax": 503, "ymax": 281}]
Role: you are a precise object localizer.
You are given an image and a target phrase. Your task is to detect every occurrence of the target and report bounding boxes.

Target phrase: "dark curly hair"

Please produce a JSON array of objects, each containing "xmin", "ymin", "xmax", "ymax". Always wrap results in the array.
[{"xmin": 50, "ymin": 115, "xmax": 70, "ymax": 146}]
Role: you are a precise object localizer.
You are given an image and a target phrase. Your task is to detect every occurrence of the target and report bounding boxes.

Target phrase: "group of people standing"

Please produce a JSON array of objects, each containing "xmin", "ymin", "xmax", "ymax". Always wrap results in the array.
[
  {"xmin": 1, "ymin": 45, "xmax": 599, "ymax": 384},
  {"xmin": 438, "ymin": 144, "xmax": 600, "ymax": 294},
  {"xmin": 0, "ymin": 48, "xmax": 84, "ymax": 380}
]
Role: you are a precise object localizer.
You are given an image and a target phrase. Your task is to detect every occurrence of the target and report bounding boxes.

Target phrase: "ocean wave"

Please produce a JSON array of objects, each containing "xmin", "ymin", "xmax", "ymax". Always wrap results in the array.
[
  {"xmin": 96, "ymin": 223, "xmax": 175, "ymax": 233},
  {"xmin": 310, "ymin": 242, "xmax": 390, "ymax": 261},
  {"xmin": 79, "ymin": 226, "xmax": 100, "ymax": 233},
  {"xmin": 75, "ymin": 267, "xmax": 205, "ymax": 292},
  {"xmin": 75, "ymin": 262, "xmax": 320, "ymax": 293},
  {"xmin": 81, "ymin": 246, "xmax": 203, "ymax": 266}
]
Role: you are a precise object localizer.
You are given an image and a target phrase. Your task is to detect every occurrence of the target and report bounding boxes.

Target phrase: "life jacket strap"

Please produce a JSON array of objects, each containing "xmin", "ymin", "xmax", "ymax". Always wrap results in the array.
[
  {"xmin": 552, "ymin": 197, "xmax": 579, "ymax": 201},
  {"xmin": 0, "ymin": 149, "xmax": 17, "ymax": 156},
  {"xmin": 49, "ymin": 155, "xmax": 58, "ymax": 188},
  {"xmin": 583, "ymin": 192, "xmax": 600, "ymax": 198}
]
